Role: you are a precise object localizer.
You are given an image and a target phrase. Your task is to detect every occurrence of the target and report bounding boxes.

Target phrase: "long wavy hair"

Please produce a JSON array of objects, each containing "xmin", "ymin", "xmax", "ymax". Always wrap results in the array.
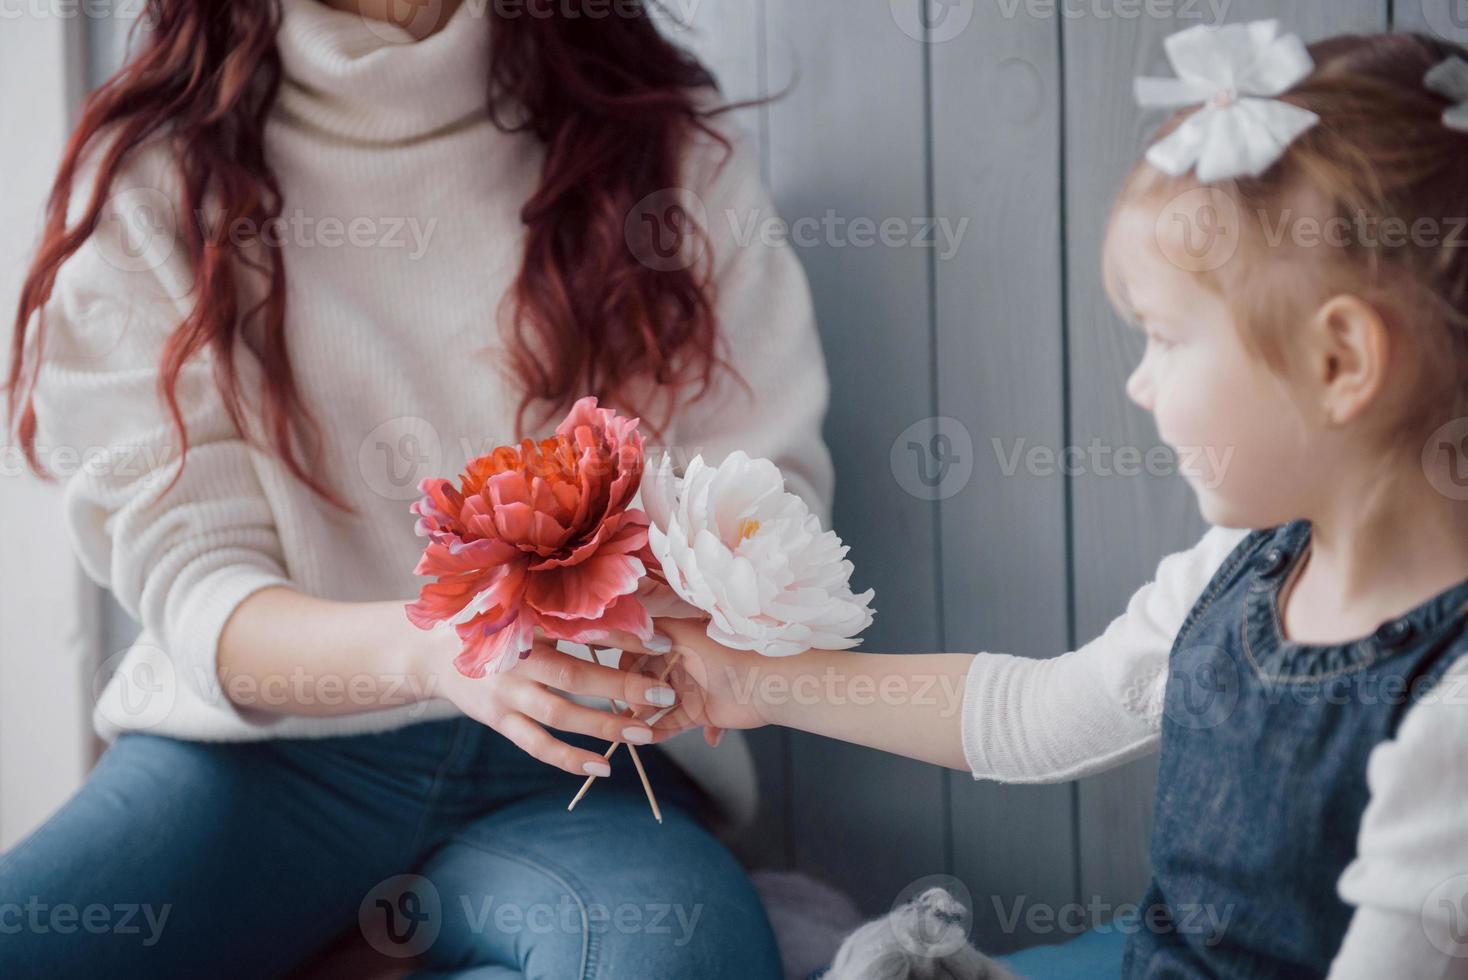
[{"xmin": 5, "ymin": 0, "xmax": 738, "ymax": 511}]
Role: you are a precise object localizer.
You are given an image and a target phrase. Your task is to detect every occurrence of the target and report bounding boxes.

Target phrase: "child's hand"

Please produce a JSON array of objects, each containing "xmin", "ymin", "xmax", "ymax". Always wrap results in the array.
[{"xmin": 614, "ymin": 618, "xmax": 788, "ymax": 742}]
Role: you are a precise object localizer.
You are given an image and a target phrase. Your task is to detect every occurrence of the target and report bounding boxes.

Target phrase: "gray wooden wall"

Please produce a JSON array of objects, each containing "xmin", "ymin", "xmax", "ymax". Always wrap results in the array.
[
  {"xmin": 674, "ymin": 0, "xmax": 1468, "ymax": 954},
  {"xmin": 82, "ymin": 0, "xmax": 1468, "ymax": 956}
]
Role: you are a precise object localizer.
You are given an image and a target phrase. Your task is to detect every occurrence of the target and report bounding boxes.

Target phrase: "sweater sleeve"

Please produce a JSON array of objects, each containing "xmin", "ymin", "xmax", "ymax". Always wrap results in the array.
[
  {"xmin": 27, "ymin": 141, "xmax": 293, "ymax": 708},
  {"xmin": 664, "ymin": 117, "xmax": 836, "ymax": 525},
  {"xmin": 1329, "ymin": 655, "xmax": 1468, "ymax": 976},
  {"xmin": 960, "ymin": 524, "xmax": 1249, "ymax": 783}
]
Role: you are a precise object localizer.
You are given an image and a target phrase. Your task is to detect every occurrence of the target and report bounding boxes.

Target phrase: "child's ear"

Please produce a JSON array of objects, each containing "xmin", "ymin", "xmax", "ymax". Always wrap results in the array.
[{"xmin": 1304, "ymin": 294, "xmax": 1390, "ymax": 427}]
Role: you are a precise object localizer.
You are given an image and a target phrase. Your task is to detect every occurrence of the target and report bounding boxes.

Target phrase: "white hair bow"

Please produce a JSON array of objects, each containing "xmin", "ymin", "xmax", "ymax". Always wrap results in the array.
[
  {"xmin": 1134, "ymin": 19, "xmax": 1320, "ymax": 182},
  {"xmin": 1425, "ymin": 55, "xmax": 1468, "ymax": 132}
]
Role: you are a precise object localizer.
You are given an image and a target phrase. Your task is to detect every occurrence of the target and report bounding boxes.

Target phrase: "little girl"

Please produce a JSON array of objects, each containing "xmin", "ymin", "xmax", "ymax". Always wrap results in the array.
[{"xmin": 618, "ymin": 23, "xmax": 1468, "ymax": 979}]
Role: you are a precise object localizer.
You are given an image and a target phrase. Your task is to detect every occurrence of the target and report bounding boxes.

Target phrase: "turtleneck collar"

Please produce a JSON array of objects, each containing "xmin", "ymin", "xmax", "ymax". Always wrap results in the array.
[{"xmin": 274, "ymin": 0, "xmax": 492, "ymax": 145}]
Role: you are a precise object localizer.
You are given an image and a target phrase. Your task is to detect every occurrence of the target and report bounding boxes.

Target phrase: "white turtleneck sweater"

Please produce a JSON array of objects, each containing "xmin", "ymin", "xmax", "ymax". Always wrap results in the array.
[{"xmin": 30, "ymin": 0, "xmax": 834, "ymax": 832}]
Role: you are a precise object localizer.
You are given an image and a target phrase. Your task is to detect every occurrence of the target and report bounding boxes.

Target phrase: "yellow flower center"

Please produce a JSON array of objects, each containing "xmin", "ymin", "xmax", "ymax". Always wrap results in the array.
[{"xmin": 737, "ymin": 517, "xmax": 761, "ymax": 542}]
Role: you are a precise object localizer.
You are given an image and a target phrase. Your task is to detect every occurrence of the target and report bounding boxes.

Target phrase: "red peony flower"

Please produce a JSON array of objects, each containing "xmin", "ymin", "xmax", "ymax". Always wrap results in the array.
[{"xmin": 405, "ymin": 397, "xmax": 656, "ymax": 678}]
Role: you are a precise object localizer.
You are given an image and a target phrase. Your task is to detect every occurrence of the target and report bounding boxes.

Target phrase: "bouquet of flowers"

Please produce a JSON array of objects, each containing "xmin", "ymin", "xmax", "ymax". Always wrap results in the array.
[{"xmin": 405, "ymin": 396, "xmax": 875, "ymax": 819}]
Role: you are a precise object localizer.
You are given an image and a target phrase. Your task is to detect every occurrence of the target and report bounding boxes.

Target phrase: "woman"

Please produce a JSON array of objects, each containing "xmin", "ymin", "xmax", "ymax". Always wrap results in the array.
[{"xmin": 0, "ymin": 0, "xmax": 833, "ymax": 976}]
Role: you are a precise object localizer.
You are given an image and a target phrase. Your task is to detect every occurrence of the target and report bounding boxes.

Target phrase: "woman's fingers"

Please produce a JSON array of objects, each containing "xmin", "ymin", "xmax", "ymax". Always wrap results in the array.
[
  {"xmin": 596, "ymin": 629, "xmax": 674, "ymax": 657},
  {"xmin": 518, "ymin": 642, "xmax": 678, "ymax": 709},
  {"xmin": 493, "ymin": 711, "xmax": 615, "ymax": 777},
  {"xmin": 513, "ymin": 681, "xmax": 657, "ymax": 746}
]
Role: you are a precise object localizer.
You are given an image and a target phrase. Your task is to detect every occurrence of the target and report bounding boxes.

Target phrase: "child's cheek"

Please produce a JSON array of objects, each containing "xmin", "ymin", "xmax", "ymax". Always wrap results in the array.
[{"xmin": 1152, "ymin": 355, "xmax": 1243, "ymax": 492}]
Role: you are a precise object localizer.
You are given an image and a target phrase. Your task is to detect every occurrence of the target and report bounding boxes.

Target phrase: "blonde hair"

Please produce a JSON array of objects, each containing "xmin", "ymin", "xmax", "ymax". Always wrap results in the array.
[{"xmin": 1104, "ymin": 31, "xmax": 1468, "ymax": 443}]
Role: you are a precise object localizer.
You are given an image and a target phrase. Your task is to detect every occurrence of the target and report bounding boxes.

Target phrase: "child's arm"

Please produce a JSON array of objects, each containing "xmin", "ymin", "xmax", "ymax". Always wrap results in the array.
[
  {"xmin": 643, "ymin": 525, "xmax": 1249, "ymax": 779},
  {"xmin": 1329, "ymin": 655, "xmax": 1468, "ymax": 978}
]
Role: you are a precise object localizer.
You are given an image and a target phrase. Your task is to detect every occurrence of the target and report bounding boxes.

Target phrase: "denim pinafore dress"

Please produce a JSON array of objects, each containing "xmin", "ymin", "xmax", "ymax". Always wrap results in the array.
[{"xmin": 1122, "ymin": 519, "xmax": 1468, "ymax": 977}]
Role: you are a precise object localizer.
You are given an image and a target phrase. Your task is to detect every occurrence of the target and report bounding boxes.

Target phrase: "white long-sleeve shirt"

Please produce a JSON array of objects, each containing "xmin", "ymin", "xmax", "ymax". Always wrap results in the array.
[
  {"xmin": 962, "ymin": 526, "xmax": 1468, "ymax": 977},
  {"xmin": 28, "ymin": 0, "xmax": 835, "ymax": 834}
]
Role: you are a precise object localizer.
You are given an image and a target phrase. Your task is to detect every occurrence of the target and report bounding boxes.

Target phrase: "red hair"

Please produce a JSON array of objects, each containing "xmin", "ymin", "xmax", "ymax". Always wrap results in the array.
[{"xmin": 5, "ymin": 0, "xmax": 739, "ymax": 511}]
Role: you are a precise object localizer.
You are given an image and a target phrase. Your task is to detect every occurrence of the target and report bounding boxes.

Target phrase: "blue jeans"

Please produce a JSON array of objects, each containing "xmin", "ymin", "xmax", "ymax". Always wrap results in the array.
[{"xmin": 0, "ymin": 717, "xmax": 782, "ymax": 979}]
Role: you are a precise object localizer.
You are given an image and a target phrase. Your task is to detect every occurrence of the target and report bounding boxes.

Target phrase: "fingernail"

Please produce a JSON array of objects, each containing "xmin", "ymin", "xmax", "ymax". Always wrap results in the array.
[
  {"xmin": 646, "ymin": 686, "xmax": 677, "ymax": 707},
  {"xmin": 622, "ymin": 726, "xmax": 653, "ymax": 744},
  {"xmin": 646, "ymin": 634, "xmax": 673, "ymax": 653},
  {"xmin": 583, "ymin": 761, "xmax": 611, "ymax": 777}
]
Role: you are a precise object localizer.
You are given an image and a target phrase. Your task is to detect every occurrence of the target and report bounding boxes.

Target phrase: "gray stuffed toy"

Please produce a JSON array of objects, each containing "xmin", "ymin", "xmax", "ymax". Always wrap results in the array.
[{"xmin": 823, "ymin": 887, "xmax": 1019, "ymax": 980}]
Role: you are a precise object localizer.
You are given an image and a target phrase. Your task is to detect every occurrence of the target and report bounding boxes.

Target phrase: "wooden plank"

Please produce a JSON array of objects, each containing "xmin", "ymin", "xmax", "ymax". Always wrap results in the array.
[
  {"xmin": 1063, "ymin": 0, "xmax": 1388, "ymax": 910},
  {"xmin": 764, "ymin": 0, "xmax": 947, "ymax": 914},
  {"xmin": 660, "ymin": 0, "xmax": 796, "ymax": 872},
  {"xmin": 0, "ymin": 10, "xmax": 97, "ymax": 851},
  {"xmin": 929, "ymin": 6, "xmax": 1077, "ymax": 955}
]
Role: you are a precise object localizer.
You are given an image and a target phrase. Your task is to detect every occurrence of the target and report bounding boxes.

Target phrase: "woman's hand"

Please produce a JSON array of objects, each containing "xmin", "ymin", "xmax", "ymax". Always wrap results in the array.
[{"xmin": 407, "ymin": 626, "xmax": 688, "ymax": 778}]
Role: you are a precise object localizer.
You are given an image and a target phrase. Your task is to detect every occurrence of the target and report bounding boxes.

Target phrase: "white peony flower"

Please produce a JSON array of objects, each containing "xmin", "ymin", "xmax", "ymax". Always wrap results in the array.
[{"xmin": 640, "ymin": 451, "xmax": 875, "ymax": 656}]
